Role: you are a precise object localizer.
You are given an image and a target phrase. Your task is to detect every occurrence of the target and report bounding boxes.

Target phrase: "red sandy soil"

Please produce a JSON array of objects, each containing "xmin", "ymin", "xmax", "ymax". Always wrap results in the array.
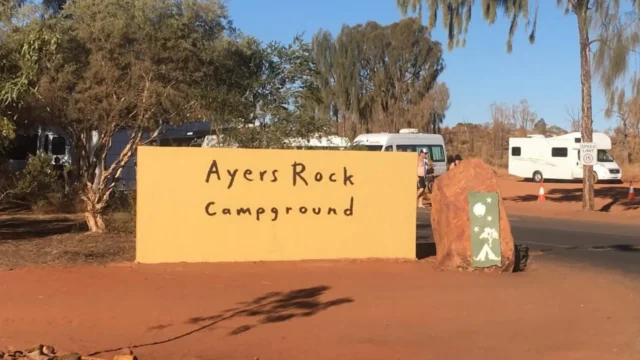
[
  {"xmin": 495, "ymin": 178, "xmax": 640, "ymax": 225},
  {"xmin": 1, "ymin": 260, "xmax": 639, "ymax": 360}
]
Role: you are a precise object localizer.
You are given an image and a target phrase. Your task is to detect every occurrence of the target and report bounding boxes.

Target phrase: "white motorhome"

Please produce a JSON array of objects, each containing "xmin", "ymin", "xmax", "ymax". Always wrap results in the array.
[
  {"xmin": 508, "ymin": 132, "xmax": 622, "ymax": 183},
  {"xmin": 353, "ymin": 130, "xmax": 448, "ymax": 176}
]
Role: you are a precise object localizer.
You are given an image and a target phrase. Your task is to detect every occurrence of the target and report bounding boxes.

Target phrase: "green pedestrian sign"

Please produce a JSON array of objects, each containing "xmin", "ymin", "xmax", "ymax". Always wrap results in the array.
[{"xmin": 468, "ymin": 192, "xmax": 502, "ymax": 268}]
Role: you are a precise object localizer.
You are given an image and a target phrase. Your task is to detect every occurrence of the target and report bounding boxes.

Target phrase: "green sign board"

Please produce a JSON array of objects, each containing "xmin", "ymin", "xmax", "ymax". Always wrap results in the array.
[{"xmin": 468, "ymin": 191, "xmax": 502, "ymax": 268}]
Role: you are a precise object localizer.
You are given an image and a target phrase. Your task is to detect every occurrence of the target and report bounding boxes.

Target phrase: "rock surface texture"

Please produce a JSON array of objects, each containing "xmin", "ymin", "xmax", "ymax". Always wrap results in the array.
[{"xmin": 430, "ymin": 159, "xmax": 515, "ymax": 272}]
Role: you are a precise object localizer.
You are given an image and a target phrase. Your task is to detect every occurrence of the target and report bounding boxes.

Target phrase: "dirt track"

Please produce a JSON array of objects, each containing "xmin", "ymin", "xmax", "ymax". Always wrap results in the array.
[{"xmin": 1, "ymin": 260, "xmax": 639, "ymax": 360}]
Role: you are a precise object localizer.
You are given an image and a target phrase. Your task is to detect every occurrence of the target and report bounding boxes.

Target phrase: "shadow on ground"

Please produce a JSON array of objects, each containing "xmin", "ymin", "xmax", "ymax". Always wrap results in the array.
[
  {"xmin": 518, "ymin": 179, "xmax": 624, "ymax": 185},
  {"xmin": 0, "ymin": 215, "xmax": 87, "ymax": 240},
  {"xmin": 534, "ymin": 244, "xmax": 640, "ymax": 254},
  {"xmin": 89, "ymin": 286, "xmax": 354, "ymax": 356},
  {"xmin": 416, "ymin": 220, "xmax": 436, "ymax": 259},
  {"xmin": 505, "ymin": 186, "xmax": 639, "ymax": 211},
  {"xmin": 0, "ymin": 202, "xmax": 31, "ymax": 215}
]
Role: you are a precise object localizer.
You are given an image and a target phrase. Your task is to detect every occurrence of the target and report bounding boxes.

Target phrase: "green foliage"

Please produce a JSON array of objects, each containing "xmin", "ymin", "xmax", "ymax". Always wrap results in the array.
[
  {"xmin": 24, "ymin": 0, "xmax": 236, "ymax": 229},
  {"xmin": 201, "ymin": 33, "xmax": 331, "ymax": 148},
  {"xmin": 312, "ymin": 18, "xmax": 448, "ymax": 137},
  {"xmin": 396, "ymin": 0, "xmax": 537, "ymax": 53},
  {"xmin": 14, "ymin": 153, "xmax": 59, "ymax": 195},
  {"xmin": 592, "ymin": 3, "xmax": 640, "ymax": 114},
  {"xmin": 0, "ymin": 153, "xmax": 77, "ymax": 212},
  {"xmin": 0, "ymin": 0, "xmax": 344, "ymax": 229},
  {"xmin": 0, "ymin": 116, "xmax": 15, "ymax": 151},
  {"xmin": 0, "ymin": 16, "xmax": 59, "ymax": 152}
]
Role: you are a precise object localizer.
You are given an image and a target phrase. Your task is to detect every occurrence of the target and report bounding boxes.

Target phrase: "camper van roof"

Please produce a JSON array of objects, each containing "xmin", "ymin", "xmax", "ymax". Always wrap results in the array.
[
  {"xmin": 284, "ymin": 135, "xmax": 350, "ymax": 147},
  {"xmin": 353, "ymin": 132, "xmax": 443, "ymax": 145},
  {"xmin": 512, "ymin": 132, "xmax": 613, "ymax": 149},
  {"xmin": 553, "ymin": 132, "xmax": 612, "ymax": 149}
]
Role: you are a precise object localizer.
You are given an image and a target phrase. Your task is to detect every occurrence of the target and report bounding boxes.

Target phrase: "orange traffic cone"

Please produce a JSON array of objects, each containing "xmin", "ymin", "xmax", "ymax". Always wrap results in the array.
[
  {"xmin": 538, "ymin": 181, "xmax": 546, "ymax": 202},
  {"xmin": 628, "ymin": 181, "xmax": 635, "ymax": 200}
]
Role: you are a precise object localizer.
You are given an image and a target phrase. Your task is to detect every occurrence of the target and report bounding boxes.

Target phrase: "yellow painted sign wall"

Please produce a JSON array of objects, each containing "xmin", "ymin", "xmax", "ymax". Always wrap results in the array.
[{"xmin": 136, "ymin": 147, "xmax": 416, "ymax": 263}]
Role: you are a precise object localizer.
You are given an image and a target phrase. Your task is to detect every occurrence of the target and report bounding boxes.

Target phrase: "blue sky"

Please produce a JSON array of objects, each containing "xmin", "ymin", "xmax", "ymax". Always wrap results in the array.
[{"xmin": 227, "ymin": 0, "xmax": 639, "ymax": 132}]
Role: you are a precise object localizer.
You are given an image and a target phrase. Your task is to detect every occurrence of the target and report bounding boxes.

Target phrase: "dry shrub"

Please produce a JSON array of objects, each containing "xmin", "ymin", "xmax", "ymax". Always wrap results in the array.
[
  {"xmin": 104, "ymin": 190, "xmax": 136, "ymax": 234},
  {"xmin": 1, "ymin": 154, "xmax": 82, "ymax": 214},
  {"xmin": 621, "ymin": 163, "xmax": 640, "ymax": 182}
]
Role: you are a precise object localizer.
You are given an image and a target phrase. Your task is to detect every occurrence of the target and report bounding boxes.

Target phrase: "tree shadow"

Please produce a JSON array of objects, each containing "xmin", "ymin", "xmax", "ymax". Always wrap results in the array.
[
  {"xmin": 589, "ymin": 244, "xmax": 640, "ymax": 252},
  {"xmin": 599, "ymin": 197, "xmax": 619, "ymax": 212},
  {"xmin": 0, "ymin": 215, "xmax": 87, "ymax": 240},
  {"xmin": 416, "ymin": 243, "xmax": 436, "ymax": 260},
  {"xmin": 88, "ymin": 285, "xmax": 354, "ymax": 357},
  {"xmin": 416, "ymin": 220, "xmax": 435, "ymax": 259},
  {"xmin": 505, "ymin": 186, "xmax": 639, "ymax": 210},
  {"xmin": 530, "ymin": 244, "xmax": 640, "ymax": 254},
  {"xmin": 518, "ymin": 178, "xmax": 624, "ymax": 185},
  {"xmin": 0, "ymin": 202, "xmax": 31, "ymax": 215}
]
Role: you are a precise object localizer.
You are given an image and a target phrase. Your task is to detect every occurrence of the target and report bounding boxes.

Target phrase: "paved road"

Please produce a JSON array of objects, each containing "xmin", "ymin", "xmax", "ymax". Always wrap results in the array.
[{"xmin": 416, "ymin": 209, "xmax": 640, "ymax": 274}]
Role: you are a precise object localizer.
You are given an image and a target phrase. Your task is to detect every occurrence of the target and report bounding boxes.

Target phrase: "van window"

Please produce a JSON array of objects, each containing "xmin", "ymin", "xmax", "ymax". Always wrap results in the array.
[
  {"xmin": 597, "ymin": 150, "xmax": 614, "ymax": 162},
  {"xmin": 383, "ymin": 145, "xmax": 393, "ymax": 151},
  {"xmin": 511, "ymin": 147, "xmax": 521, "ymax": 156},
  {"xmin": 396, "ymin": 144, "xmax": 445, "ymax": 162},
  {"xmin": 363, "ymin": 145, "xmax": 383, "ymax": 151},
  {"xmin": 427, "ymin": 145, "xmax": 445, "ymax": 162},
  {"xmin": 51, "ymin": 136, "xmax": 66, "ymax": 156},
  {"xmin": 574, "ymin": 138, "xmax": 581, "ymax": 143},
  {"xmin": 396, "ymin": 145, "xmax": 417, "ymax": 152},
  {"xmin": 551, "ymin": 147, "xmax": 568, "ymax": 157},
  {"xmin": 8, "ymin": 134, "xmax": 38, "ymax": 160}
]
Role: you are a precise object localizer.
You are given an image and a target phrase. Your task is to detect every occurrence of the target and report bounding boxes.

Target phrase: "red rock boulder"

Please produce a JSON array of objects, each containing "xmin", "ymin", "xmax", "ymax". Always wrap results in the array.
[{"xmin": 430, "ymin": 159, "xmax": 515, "ymax": 272}]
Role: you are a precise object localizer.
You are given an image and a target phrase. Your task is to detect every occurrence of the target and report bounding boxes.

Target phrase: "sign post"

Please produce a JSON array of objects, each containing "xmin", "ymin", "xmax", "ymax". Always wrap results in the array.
[{"xmin": 580, "ymin": 142, "xmax": 597, "ymax": 166}]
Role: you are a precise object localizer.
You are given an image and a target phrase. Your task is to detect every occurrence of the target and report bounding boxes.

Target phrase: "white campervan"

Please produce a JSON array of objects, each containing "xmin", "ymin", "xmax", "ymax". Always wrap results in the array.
[
  {"xmin": 353, "ymin": 129, "xmax": 448, "ymax": 176},
  {"xmin": 508, "ymin": 132, "xmax": 622, "ymax": 183}
]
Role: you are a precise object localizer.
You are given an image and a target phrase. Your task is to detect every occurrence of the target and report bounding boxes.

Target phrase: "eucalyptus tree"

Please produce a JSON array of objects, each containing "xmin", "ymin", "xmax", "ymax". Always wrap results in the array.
[
  {"xmin": 31, "ymin": 0, "xmax": 231, "ymax": 232},
  {"xmin": 0, "ymin": 3, "xmax": 59, "ymax": 153},
  {"xmin": 312, "ymin": 17, "xmax": 445, "ymax": 137}
]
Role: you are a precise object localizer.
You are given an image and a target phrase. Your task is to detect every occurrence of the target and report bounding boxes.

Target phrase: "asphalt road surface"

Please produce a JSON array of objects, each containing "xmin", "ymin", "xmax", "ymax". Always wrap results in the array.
[{"xmin": 416, "ymin": 209, "xmax": 640, "ymax": 275}]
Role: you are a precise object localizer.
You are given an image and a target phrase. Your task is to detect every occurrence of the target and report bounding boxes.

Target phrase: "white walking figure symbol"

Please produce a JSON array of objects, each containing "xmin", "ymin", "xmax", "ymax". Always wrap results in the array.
[{"xmin": 475, "ymin": 227, "xmax": 501, "ymax": 261}]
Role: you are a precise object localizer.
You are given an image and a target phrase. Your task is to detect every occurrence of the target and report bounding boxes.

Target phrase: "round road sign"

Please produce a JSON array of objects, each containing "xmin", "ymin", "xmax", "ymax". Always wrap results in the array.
[{"xmin": 583, "ymin": 153, "xmax": 594, "ymax": 164}]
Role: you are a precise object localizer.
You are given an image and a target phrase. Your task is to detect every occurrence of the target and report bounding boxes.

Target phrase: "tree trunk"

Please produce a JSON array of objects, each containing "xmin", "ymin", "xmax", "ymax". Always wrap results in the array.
[
  {"xmin": 84, "ymin": 208, "xmax": 106, "ymax": 233},
  {"xmin": 83, "ymin": 191, "xmax": 106, "ymax": 233},
  {"xmin": 621, "ymin": 118, "xmax": 630, "ymax": 165},
  {"xmin": 577, "ymin": 6, "xmax": 595, "ymax": 211}
]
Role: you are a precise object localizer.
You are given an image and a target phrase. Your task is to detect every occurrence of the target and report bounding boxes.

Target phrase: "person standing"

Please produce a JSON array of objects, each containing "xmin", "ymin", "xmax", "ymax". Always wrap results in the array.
[
  {"xmin": 425, "ymin": 158, "xmax": 435, "ymax": 193},
  {"xmin": 449, "ymin": 154, "xmax": 462, "ymax": 170},
  {"xmin": 52, "ymin": 156, "xmax": 68, "ymax": 192},
  {"xmin": 417, "ymin": 150, "xmax": 427, "ymax": 208}
]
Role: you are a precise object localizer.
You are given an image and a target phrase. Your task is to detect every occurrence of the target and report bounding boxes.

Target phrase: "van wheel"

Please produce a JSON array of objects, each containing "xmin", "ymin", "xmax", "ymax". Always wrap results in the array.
[
  {"xmin": 593, "ymin": 172, "xmax": 599, "ymax": 184},
  {"xmin": 532, "ymin": 171, "xmax": 543, "ymax": 183}
]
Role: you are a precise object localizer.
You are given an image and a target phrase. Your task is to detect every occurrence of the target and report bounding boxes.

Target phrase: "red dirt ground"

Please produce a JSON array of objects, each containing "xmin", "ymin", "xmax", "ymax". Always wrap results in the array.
[
  {"xmin": 496, "ymin": 178, "xmax": 640, "ymax": 225},
  {"xmin": 422, "ymin": 176, "xmax": 639, "ymax": 225},
  {"xmin": 1, "ymin": 260, "xmax": 639, "ymax": 360}
]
